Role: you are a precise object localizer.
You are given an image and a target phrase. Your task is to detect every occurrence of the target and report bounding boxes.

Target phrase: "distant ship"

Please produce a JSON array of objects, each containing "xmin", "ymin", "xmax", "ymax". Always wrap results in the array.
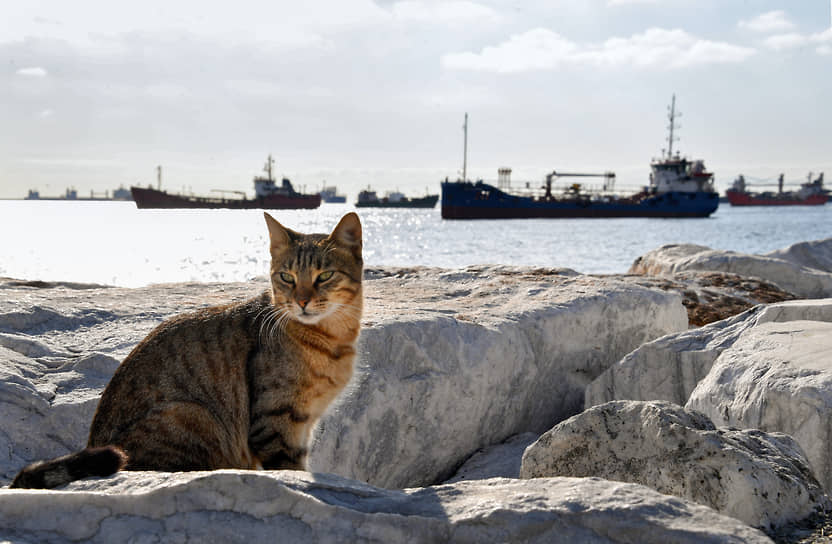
[
  {"xmin": 319, "ymin": 184, "xmax": 347, "ymax": 203},
  {"xmin": 130, "ymin": 156, "xmax": 321, "ymax": 210},
  {"xmin": 725, "ymin": 173, "xmax": 828, "ymax": 206},
  {"xmin": 24, "ymin": 186, "xmax": 133, "ymax": 201},
  {"xmin": 441, "ymin": 98, "xmax": 719, "ymax": 219},
  {"xmin": 355, "ymin": 188, "xmax": 439, "ymax": 208}
]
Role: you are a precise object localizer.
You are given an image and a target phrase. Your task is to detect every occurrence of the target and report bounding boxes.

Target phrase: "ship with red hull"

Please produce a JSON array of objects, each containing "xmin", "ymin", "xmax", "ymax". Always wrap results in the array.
[
  {"xmin": 131, "ymin": 155, "xmax": 321, "ymax": 210},
  {"xmin": 725, "ymin": 173, "xmax": 827, "ymax": 206}
]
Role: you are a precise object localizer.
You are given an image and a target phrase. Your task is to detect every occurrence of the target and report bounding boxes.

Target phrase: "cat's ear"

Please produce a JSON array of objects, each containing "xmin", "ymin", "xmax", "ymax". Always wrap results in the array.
[
  {"xmin": 329, "ymin": 212, "xmax": 362, "ymax": 257},
  {"xmin": 264, "ymin": 212, "xmax": 296, "ymax": 253}
]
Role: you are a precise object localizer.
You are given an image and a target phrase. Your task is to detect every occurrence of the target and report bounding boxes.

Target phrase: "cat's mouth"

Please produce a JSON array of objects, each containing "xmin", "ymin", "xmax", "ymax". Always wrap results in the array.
[{"xmin": 292, "ymin": 307, "xmax": 326, "ymax": 325}]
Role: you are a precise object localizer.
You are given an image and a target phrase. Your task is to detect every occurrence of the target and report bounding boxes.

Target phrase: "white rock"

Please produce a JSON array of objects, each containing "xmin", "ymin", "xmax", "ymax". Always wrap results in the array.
[
  {"xmin": 765, "ymin": 237, "xmax": 832, "ymax": 273},
  {"xmin": 585, "ymin": 298, "xmax": 832, "ymax": 408},
  {"xmin": 520, "ymin": 400, "xmax": 829, "ymax": 531},
  {"xmin": 310, "ymin": 267, "xmax": 687, "ymax": 488},
  {"xmin": 629, "ymin": 243, "xmax": 832, "ymax": 298},
  {"xmin": 0, "ymin": 268, "xmax": 687, "ymax": 490},
  {"xmin": 0, "ymin": 470, "xmax": 773, "ymax": 543},
  {"xmin": 687, "ymin": 319, "xmax": 832, "ymax": 493},
  {"xmin": 444, "ymin": 432, "xmax": 539, "ymax": 483}
]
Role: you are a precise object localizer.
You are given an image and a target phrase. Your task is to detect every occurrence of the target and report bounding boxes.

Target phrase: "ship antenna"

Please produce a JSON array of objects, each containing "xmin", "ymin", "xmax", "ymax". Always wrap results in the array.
[
  {"xmin": 263, "ymin": 153, "xmax": 274, "ymax": 181},
  {"xmin": 462, "ymin": 113, "xmax": 468, "ymax": 182},
  {"xmin": 666, "ymin": 94, "xmax": 681, "ymax": 159},
  {"xmin": 264, "ymin": 154, "xmax": 275, "ymax": 181},
  {"xmin": 157, "ymin": 165, "xmax": 162, "ymax": 190}
]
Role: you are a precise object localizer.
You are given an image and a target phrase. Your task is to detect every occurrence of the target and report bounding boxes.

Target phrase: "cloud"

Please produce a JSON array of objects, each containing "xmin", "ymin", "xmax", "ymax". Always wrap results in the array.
[
  {"xmin": 442, "ymin": 28, "xmax": 577, "ymax": 72},
  {"xmin": 607, "ymin": 0, "xmax": 661, "ymax": 5},
  {"xmin": 762, "ymin": 27, "xmax": 832, "ymax": 54},
  {"xmin": 390, "ymin": 1, "xmax": 500, "ymax": 23},
  {"xmin": 16, "ymin": 66, "xmax": 48, "ymax": 77},
  {"xmin": 763, "ymin": 33, "xmax": 809, "ymax": 51},
  {"xmin": 1, "ymin": 1, "xmax": 386, "ymax": 49},
  {"xmin": 442, "ymin": 27, "xmax": 755, "ymax": 72},
  {"xmin": 38, "ymin": 109, "xmax": 54, "ymax": 118},
  {"xmin": 738, "ymin": 10, "xmax": 795, "ymax": 33}
]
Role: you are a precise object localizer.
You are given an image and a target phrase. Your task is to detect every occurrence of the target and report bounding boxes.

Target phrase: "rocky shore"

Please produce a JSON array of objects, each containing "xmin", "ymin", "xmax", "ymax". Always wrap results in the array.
[{"xmin": 1, "ymin": 238, "xmax": 831, "ymax": 543}]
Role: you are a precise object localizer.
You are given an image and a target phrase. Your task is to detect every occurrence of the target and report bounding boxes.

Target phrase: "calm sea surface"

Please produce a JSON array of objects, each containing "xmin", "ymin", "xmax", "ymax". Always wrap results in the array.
[{"xmin": 1, "ymin": 200, "xmax": 830, "ymax": 287}]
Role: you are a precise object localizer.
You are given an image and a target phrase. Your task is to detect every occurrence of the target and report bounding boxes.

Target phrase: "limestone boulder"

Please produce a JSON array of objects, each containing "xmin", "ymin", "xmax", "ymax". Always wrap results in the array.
[
  {"xmin": 311, "ymin": 267, "xmax": 686, "ymax": 488},
  {"xmin": 0, "ymin": 470, "xmax": 773, "ymax": 543},
  {"xmin": 444, "ymin": 432, "xmax": 538, "ymax": 483},
  {"xmin": 520, "ymin": 400, "xmax": 830, "ymax": 531},
  {"xmin": 0, "ymin": 267, "xmax": 687, "ymax": 489},
  {"xmin": 629, "ymin": 242, "xmax": 832, "ymax": 298},
  {"xmin": 766, "ymin": 238, "xmax": 832, "ymax": 274},
  {"xmin": 585, "ymin": 299, "xmax": 832, "ymax": 408},
  {"xmin": 617, "ymin": 270, "xmax": 796, "ymax": 326},
  {"xmin": 687, "ymin": 319, "xmax": 832, "ymax": 493}
]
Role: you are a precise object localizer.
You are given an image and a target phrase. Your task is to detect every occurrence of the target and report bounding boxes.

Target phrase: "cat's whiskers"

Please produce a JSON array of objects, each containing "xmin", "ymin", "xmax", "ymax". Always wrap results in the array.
[
  {"xmin": 271, "ymin": 306, "xmax": 293, "ymax": 340},
  {"xmin": 257, "ymin": 307, "xmax": 279, "ymax": 347}
]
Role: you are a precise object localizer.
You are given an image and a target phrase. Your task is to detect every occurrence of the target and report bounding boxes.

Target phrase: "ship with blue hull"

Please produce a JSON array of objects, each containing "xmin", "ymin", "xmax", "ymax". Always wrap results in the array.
[{"xmin": 441, "ymin": 96, "xmax": 719, "ymax": 220}]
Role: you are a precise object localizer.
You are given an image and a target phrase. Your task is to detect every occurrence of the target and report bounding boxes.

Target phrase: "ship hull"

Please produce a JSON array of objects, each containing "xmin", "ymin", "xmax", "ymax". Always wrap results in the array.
[
  {"xmin": 725, "ymin": 190, "xmax": 828, "ymax": 206},
  {"xmin": 441, "ymin": 181, "xmax": 719, "ymax": 219},
  {"xmin": 131, "ymin": 186, "xmax": 321, "ymax": 210},
  {"xmin": 355, "ymin": 195, "xmax": 439, "ymax": 208}
]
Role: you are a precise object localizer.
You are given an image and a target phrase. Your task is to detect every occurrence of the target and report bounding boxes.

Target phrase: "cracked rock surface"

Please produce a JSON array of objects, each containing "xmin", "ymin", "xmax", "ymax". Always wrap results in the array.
[{"xmin": 0, "ymin": 470, "xmax": 773, "ymax": 543}]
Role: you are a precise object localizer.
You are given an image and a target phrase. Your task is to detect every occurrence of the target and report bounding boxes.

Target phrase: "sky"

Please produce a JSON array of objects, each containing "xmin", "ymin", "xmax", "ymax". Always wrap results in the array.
[{"xmin": 1, "ymin": 0, "xmax": 830, "ymax": 199}]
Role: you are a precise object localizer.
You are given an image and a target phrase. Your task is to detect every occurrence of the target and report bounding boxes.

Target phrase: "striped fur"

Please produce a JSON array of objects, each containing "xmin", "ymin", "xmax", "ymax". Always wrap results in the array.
[{"xmin": 10, "ymin": 213, "xmax": 362, "ymax": 488}]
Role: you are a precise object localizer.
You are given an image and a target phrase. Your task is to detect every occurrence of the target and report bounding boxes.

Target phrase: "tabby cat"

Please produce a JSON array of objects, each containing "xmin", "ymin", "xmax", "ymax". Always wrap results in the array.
[{"xmin": 11, "ymin": 212, "xmax": 363, "ymax": 489}]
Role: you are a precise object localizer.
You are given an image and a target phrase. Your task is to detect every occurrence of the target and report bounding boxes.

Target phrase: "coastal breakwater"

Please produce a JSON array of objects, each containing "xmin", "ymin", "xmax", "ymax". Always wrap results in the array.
[{"xmin": 1, "ymin": 238, "xmax": 832, "ymax": 542}]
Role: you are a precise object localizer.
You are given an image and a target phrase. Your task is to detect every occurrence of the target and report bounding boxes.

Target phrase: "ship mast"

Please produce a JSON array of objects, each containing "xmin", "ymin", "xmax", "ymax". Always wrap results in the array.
[
  {"xmin": 462, "ymin": 113, "xmax": 468, "ymax": 182},
  {"xmin": 157, "ymin": 165, "xmax": 162, "ymax": 190},
  {"xmin": 665, "ymin": 94, "xmax": 680, "ymax": 159},
  {"xmin": 264, "ymin": 154, "xmax": 275, "ymax": 182}
]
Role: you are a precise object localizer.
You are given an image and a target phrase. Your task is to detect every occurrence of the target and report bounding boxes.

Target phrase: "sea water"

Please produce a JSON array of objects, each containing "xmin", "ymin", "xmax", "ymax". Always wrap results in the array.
[{"xmin": 1, "ymin": 200, "xmax": 830, "ymax": 288}]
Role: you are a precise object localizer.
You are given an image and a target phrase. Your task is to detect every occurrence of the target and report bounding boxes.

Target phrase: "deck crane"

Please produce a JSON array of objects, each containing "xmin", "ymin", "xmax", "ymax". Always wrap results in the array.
[{"xmin": 543, "ymin": 171, "xmax": 617, "ymax": 200}]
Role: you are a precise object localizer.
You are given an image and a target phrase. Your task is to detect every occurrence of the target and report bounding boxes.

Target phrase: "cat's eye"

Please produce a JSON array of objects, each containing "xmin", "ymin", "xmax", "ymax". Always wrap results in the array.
[
  {"xmin": 279, "ymin": 272, "xmax": 295, "ymax": 284},
  {"xmin": 316, "ymin": 271, "xmax": 334, "ymax": 283}
]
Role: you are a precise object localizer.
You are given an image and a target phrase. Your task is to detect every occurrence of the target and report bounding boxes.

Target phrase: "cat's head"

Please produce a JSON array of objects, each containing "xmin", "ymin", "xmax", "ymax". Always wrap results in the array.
[{"xmin": 264, "ymin": 212, "xmax": 362, "ymax": 326}]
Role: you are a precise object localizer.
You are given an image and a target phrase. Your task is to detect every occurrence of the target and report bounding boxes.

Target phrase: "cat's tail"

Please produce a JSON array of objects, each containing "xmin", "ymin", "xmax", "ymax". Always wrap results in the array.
[{"xmin": 9, "ymin": 446, "xmax": 127, "ymax": 489}]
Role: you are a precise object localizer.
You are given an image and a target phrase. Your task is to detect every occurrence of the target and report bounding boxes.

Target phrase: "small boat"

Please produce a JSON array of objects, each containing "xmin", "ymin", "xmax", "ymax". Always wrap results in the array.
[
  {"xmin": 131, "ymin": 156, "xmax": 321, "ymax": 210},
  {"xmin": 355, "ymin": 188, "xmax": 439, "ymax": 208},
  {"xmin": 725, "ymin": 173, "xmax": 828, "ymax": 206},
  {"xmin": 441, "ymin": 97, "xmax": 719, "ymax": 219},
  {"xmin": 319, "ymin": 184, "xmax": 347, "ymax": 203}
]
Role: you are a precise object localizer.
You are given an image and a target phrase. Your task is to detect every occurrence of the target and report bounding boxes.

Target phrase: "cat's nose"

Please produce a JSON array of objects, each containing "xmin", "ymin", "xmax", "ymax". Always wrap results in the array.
[{"xmin": 297, "ymin": 297, "xmax": 310, "ymax": 309}]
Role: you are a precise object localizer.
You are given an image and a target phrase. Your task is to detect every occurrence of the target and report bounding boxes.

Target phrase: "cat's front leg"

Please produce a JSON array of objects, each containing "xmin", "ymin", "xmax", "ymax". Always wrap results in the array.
[{"xmin": 248, "ymin": 410, "xmax": 309, "ymax": 470}]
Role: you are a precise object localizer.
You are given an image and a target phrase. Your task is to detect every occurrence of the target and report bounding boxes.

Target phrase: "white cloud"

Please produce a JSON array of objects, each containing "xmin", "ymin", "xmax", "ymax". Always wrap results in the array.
[
  {"xmin": 391, "ymin": 1, "xmax": 500, "ymax": 23},
  {"xmin": 607, "ymin": 0, "xmax": 661, "ymax": 5},
  {"xmin": 584, "ymin": 28, "xmax": 755, "ymax": 68},
  {"xmin": 16, "ymin": 66, "xmax": 48, "ymax": 77},
  {"xmin": 38, "ymin": 109, "xmax": 54, "ymax": 118},
  {"xmin": 738, "ymin": 10, "xmax": 795, "ymax": 33},
  {"xmin": 818, "ymin": 45, "xmax": 832, "ymax": 55},
  {"xmin": 442, "ymin": 28, "xmax": 577, "ymax": 72},
  {"xmin": 763, "ymin": 33, "xmax": 809, "ymax": 51},
  {"xmin": 442, "ymin": 27, "xmax": 755, "ymax": 72},
  {"xmin": 762, "ymin": 28, "xmax": 832, "ymax": 52},
  {"xmin": 0, "ymin": 1, "xmax": 386, "ymax": 49},
  {"xmin": 813, "ymin": 27, "xmax": 832, "ymax": 43}
]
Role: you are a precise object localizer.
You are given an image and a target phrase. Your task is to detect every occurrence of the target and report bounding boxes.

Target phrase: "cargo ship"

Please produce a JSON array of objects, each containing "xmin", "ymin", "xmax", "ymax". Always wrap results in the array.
[
  {"xmin": 131, "ymin": 156, "xmax": 321, "ymax": 210},
  {"xmin": 725, "ymin": 173, "xmax": 827, "ymax": 206},
  {"xmin": 319, "ymin": 183, "xmax": 347, "ymax": 203},
  {"xmin": 355, "ymin": 188, "xmax": 439, "ymax": 208},
  {"xmin": 441, "ymin": 98, "xmax": 720, "ymax": 219},
  {"xmin": 24, "ymin": 186, "xmax": 132, "ymax": 201}
]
